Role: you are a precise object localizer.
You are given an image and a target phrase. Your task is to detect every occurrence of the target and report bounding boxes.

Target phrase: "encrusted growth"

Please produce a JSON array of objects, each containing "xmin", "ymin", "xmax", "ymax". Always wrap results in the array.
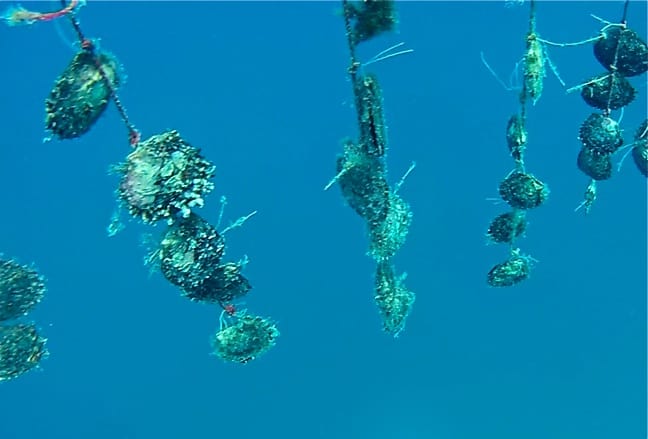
[
  {"xmin": 46, "ymin": 50, "xmax": 121, "ymax": 140},
  {"xmin": 115, "ymin": 130, "xmax": 215, "ymax": 224}
]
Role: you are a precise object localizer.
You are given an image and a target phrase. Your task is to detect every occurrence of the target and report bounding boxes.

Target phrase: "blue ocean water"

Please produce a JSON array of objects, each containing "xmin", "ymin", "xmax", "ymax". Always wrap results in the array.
[{"xmin": 0, "ymin": 1, "xmax": 645, "ymax": 438}]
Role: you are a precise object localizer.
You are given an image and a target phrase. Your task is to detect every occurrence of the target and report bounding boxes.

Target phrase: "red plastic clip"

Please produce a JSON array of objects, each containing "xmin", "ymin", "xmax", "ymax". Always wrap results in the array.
[{"xmin": 128, "ymin": 129, "xmax": 141, "ymax": 147}]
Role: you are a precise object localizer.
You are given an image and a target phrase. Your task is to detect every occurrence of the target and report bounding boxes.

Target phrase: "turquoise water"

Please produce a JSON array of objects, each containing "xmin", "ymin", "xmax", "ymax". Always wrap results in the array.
[{"xmin": 0, "ymin": 2, "xmax": 645, "ymax": 438}]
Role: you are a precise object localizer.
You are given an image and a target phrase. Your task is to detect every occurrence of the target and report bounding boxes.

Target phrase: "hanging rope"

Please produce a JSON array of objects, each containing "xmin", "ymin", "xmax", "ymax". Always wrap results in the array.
[{"xmin": 61, "ymin": 0, "xmax": 140, "ymax": 146}]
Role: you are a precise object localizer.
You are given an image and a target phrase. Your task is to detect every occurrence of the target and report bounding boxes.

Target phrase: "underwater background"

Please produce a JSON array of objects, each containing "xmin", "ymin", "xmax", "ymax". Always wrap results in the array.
[{"xmin": 0, "ymin": 1, "xmax": 645, "ymax": 438}]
